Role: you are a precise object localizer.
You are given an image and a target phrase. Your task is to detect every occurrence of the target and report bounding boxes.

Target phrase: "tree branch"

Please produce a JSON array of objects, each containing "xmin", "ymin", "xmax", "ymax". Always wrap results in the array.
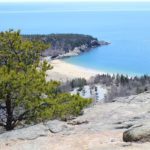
[{"xmin": 12, "ymin": 103, "xmax": 53, "ymax": 127}]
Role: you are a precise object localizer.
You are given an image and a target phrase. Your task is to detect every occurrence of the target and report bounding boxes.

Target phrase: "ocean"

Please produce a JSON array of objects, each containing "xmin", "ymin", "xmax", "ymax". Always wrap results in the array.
[{"xmin": 1, "ymin": 2, "xmax": 150, "ymax": 76}]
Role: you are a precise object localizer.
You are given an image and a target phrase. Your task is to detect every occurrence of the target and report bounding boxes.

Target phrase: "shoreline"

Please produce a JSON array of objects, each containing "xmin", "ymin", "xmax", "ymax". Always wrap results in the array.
[
  {"xmin": 46, "ymin": 59, "xmax": 139, "ymax": 82},
  {"xmin": 46, "ymin": 59, "xmax": 108, "ymax": 82}
]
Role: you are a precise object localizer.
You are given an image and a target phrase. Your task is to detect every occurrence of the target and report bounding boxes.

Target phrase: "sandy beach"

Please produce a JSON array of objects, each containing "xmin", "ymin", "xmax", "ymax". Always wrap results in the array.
[{"xmin": 46, "ymin": 59, "xmax": 106, "ymax": 82}]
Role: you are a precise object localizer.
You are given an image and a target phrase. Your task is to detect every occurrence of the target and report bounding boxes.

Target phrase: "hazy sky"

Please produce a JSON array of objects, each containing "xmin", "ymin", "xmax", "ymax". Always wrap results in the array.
[{"xmin": 0, "ymin": 0, "xmax": 150, "ymax": 3}]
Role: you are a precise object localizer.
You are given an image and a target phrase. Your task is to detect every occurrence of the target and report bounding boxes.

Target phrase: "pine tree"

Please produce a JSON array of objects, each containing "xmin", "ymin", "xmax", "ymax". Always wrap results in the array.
[{"xmin": 0, "ymin": 30, "xmax": 92, "ymax": 130}]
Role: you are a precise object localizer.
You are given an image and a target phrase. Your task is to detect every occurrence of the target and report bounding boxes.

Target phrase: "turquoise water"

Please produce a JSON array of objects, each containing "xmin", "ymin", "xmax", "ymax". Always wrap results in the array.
[{"xmin": 1, "ymin": 2, "xmax": 150, "ymax": 76}]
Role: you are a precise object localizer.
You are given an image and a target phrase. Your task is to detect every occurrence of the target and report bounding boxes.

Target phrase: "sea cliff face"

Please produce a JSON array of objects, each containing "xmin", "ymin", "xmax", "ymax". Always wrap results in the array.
[{"xmin": 23, "ymin": 34, "xmax": 110, "ymax": 58}]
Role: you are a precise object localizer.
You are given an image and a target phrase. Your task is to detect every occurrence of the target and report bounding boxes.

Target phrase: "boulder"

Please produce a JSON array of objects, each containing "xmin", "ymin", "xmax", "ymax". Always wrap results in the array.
[
  {"xmin": 123, "ymin": 122, "xmax": 150, "ymax": 142},
  {"xmin": 46, "ymin": 120, "xmax": 74, "ymax": 134}
]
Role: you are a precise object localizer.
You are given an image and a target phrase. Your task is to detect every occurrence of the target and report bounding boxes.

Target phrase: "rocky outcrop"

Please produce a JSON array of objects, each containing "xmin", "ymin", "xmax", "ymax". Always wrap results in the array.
[
  {"xmin": 0, "ymin": 120, "xmax": 74, "ymax": 141},
  {"xmin": 0, "ymin": 92, "xmax": 150, "ymax": 149},
  {"xmin": 123, "ymin": 122, "xmax": 150, "ymax": 142},
  {"xmin": 0, "ymin": 124, "xmax": 49, "ymax": 141},
  {"xmin": 55, "ymin": 41, "xmax": 110, "ymax": 59}
]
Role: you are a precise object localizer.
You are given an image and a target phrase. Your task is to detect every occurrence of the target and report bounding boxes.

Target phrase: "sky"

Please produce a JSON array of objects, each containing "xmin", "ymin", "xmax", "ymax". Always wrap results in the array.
[{"xmin": 0, "ymin": 0, "xmax": 150, "ymax": 2}]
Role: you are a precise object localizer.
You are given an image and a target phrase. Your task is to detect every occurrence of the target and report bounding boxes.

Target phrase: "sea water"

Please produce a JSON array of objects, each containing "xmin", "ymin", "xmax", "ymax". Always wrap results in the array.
[{"xmin": 1, "ymin": 2, "xmax": 150, "ymax": 76}]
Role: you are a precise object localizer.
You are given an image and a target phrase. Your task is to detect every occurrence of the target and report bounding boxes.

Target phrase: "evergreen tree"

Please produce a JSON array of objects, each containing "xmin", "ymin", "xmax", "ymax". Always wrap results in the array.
[{"xmin": 0, "ymin": 30, "xmax": 92, "ymax": 130}]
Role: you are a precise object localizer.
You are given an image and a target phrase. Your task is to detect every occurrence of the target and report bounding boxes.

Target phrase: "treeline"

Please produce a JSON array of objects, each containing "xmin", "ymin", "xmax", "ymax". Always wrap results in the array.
[
  {"xmin": 90, "ymin": 74, "xmax": 150, "ymax": 102},
  {"xmin": 23, "ymin": 34, "xmax": 101, "ymax": 57},
  {"xmin": 59, "ymin": 74, "xmax": 150, "ymax": 103}
]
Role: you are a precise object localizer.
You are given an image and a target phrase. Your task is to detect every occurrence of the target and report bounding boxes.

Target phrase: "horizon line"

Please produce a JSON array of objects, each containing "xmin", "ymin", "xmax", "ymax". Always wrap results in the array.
[{"xmin": 0, "ymin": 1, "xmax": 150, "ymax": 3}]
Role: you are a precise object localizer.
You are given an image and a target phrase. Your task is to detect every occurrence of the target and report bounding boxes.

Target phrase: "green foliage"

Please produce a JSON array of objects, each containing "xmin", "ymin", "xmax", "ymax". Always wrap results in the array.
[
  {"xmin": 35, "ymin": 93, "xmax": 92, "ymax": 122},
  {"xmin": 0, "ymin": 29, "xmax": 49, "ymax": 69},
  {"xmin": 0, "ymin": 30, "xmax": 92, "ymax": 130}
]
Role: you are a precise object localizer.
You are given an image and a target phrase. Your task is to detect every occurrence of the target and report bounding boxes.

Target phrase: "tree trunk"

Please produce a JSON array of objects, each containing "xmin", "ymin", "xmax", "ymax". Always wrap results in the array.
[{"xmin": 5, "ymin": 94, "xmax": 14, "ymax": 131}]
